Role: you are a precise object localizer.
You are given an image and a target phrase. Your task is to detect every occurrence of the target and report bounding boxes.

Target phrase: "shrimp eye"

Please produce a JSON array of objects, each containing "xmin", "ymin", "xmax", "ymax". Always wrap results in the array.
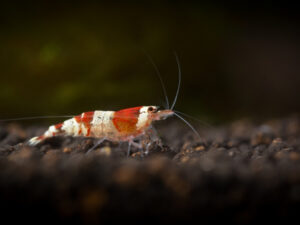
[{"xmin": 148, "ymin": 107, "xmax": 155, "ymax": 112}]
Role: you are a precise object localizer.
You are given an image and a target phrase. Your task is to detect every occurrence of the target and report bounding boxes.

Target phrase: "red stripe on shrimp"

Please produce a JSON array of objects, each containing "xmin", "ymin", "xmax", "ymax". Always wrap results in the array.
[
  {"xmin": 73, "ymin": 115, "xmax": 82, "ymax": 135},
  {"xmin": 73, "ymin": 112, "xmax": 94, "ymax": 136},
  {"xmin": 112, "ymin": 106, "xmax": 142, "ymax": 134},
  {"xmin": 82, "ymin": 111, "xmax": 94, "ymax": 136},
  {"xmin": 55, "ymin": 123, "xmax": 63, "ymax": 130},
  {"xmin": 74, "ymin": 115, "xmax": 81, "ymax": 123}
]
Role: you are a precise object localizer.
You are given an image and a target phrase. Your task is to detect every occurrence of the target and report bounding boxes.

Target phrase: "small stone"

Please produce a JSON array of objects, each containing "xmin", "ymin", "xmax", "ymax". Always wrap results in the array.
[
  {"xmin": 251, "ymin": 125, "xmax": 274, "ymax": 146},
  {"xmin": 195, "ymin": 145, "xmax": 205, "ymax": 151},
  {"xmin": 274, "ymin": 151, "xmax": 285, "ymax": 160},
  {"xmin": 99, "ymin": 146, "xmax": 111, "ymax": 156},
  {"xmin": 182, "ymin": 142, "xmax": 190, "ymax": 150},
  {"xmin": 289, "ymin": 152, "xmax": 300, "ymax": 161},
  {"xmin": 228, "ymin": 151, "xmax": 235, "ymax": 157},
  {"xmin": 181, "ymin": 156, "xmax": 189, "ymax": 163},
  {"xmin": 63, "ymin": 147, "xmax": 72, "ymax": 153},
  {"xmin": 132, "ymin": 151, "xmax": 142, "ymax": 158},
  {"xmin": 227, "ymin": 140, "xmax": 238, "ymax": 147},
  {"xmin": 113, "ymin": 165, "xmax": 138, "ymax": 186},
  {"xmin": 272, "ymin": 138, "xmax": 283, "ymax": 144}
]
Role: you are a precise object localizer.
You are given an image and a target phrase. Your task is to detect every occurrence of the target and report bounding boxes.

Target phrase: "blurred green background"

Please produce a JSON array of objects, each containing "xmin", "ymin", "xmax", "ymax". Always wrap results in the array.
[{"xmin": 1, "ymin": 2, "xmax": 300, "ymax": 123}]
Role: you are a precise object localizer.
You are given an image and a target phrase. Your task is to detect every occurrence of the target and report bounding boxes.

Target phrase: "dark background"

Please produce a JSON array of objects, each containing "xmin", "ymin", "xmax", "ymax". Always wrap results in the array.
[{"xmin": 1, "ymin": 1, "xmax": 300, "ymax": 123}]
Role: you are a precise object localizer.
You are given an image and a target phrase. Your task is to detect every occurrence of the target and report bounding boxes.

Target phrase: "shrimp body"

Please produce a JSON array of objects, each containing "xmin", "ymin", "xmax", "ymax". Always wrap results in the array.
[{"xmin": 29, "ymin": 106, "xmax": 173, "ymax": 145}]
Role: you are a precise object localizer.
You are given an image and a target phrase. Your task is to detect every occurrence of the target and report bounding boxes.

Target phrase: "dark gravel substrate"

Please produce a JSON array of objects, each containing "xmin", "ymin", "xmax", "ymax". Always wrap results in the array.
[{"xmin": 1, "ymin": 116, "xmax": 300, "ymax": 224}]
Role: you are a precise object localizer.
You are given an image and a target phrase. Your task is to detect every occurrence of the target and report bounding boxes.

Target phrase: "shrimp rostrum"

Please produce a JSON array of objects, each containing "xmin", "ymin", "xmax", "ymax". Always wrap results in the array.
[{"xmin": 28, "ymin": 53, "xmax": 200, "ymax": 155}]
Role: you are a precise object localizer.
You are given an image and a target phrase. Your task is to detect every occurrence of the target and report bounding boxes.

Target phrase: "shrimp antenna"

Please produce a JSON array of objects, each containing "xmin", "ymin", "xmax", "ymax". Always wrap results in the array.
[
  {"xmin": 0, "ymin": 115, "xmax": 74, "ymax": 122},
  {"xmin": 174, "ymin": 112, "xmax": 201, "ymax": 139},
  {"xmin": 144, "ymin": 51, "xmax": 170, "ymax": 109},
  {"xmin": 171, "ymin": 51, "xmax": 181, "ymax": 110},
  {"xmin": 173, "ymin": 110, "xmax": 213, "ymax": 128}
]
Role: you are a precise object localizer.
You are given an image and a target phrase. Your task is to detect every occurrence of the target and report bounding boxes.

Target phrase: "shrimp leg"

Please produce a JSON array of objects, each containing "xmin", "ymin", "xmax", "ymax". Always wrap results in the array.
[
  {"xmin": 143, "ymin": 126, "xmax": 162, "ymax": 155},
  {"xmin": 86, "ymin": 138, "xmax": 106, "ymax": 154}
]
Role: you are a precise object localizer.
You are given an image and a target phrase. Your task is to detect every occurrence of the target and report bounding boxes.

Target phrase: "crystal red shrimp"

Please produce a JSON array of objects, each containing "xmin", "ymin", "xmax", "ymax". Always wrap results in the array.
[
  {"xmin": 28, "ymin": 106, "xmax": 173, "ymax": 146},
  {"xmin": 26, "ymin": 53, "xmax": 201, "ymax": 154}
]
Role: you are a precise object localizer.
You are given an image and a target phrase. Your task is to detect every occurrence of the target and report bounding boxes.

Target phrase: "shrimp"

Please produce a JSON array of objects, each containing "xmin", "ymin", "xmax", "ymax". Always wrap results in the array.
[
  {"xmin": 28, "ymin": 106, "xmax": 173, "ymax": 153},
  {"xmin": 25, "ymin": 53, "xmax": 201, "ymax": 155}
]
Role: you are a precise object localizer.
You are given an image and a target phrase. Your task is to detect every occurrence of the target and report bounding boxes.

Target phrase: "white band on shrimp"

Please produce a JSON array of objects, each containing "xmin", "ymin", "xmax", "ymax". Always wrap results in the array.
[
  {"xmin": 136, "ymin": 106, "xmax": 149, "ymax": 130},
  {"xmin": 62, "ymin": 118, "xmax": 80, "ymax": 136}
]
